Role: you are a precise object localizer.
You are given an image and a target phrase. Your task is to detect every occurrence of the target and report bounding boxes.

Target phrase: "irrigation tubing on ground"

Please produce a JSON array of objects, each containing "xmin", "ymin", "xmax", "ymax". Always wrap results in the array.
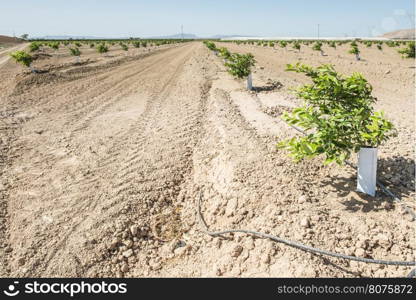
[{"xmin": 197, "ymin": 192, "xmax": 416, "ymax": 270}]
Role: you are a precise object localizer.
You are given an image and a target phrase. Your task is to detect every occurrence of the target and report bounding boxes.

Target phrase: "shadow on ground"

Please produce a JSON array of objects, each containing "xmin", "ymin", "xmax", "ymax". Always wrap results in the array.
[
  {"xmin": 320, "ymin": 156, "xmax": 415, "ymax": 213},
  {"xmin": 254, "ymin": 81, "xmax": 283, "ymax": 93}
]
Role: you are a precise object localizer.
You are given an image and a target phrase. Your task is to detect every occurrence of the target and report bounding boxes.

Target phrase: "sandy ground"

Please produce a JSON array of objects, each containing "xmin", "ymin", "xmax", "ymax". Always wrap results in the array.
[
  {"xmin": 0, "ymin": 44, "xmax": 28, "ymax": 67},
  {"xmin": 0, "ymin": 41, "xmax": 414, "ymax": 278}
]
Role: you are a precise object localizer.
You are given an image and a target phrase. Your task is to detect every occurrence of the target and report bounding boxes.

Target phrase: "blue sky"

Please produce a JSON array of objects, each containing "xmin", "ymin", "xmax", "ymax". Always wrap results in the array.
[{"xmin": 1, "ymin": 0, "xmax": 414, "ymax": 38}]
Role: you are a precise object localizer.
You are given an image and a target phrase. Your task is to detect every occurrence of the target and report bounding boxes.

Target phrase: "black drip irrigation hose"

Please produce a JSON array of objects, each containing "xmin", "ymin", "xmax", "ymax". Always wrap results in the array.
[{"xmin": 197, "ymin": 192, "xmax": 416, "ymax": 276}]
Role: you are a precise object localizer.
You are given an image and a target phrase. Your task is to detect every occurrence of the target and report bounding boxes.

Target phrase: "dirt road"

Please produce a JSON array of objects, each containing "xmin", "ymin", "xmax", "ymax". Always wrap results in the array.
[
  {"xmin": 0, "ymin": 42, "xmax": 414, "ymax": 277},
  {"xmin": 0, "ymin": 43, "xmax": 28, "ymax": 67}
]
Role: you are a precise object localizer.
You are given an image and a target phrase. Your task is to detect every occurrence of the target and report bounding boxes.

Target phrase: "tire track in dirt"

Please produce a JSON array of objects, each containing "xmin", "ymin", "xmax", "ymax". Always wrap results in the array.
[
  {"xmin": 9, "ymin": 45, "xmax": 186, "ymax": 127},
  {"xmin": 3, "ymin": 42, "xmax": 217, "ymax": 277},
  {"xmin": 84, "ymin": 46, "xmax": 216, "ymax": 277},
  {"xmin": 66, "ymin": 46, "xmax": 192, "ymax": 143},
  {"xmin": 0, "ymin": 107, "xmax": 21, "ymax": 276},
  {"xmin": 37, "ymin": 48, "xmax": 197, "ymax": 271},
  {"xmin": 0, "ymin": 43, "xmax": 28, "ymax": 67}
]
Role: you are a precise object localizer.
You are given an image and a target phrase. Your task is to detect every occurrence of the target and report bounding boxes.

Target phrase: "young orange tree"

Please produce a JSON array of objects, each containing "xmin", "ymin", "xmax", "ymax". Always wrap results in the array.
[
  {"xmin": 312, "ymin": 41, "xmax": 324, "ymax": 56},
  {"xmin": 69, "ymin": 47, "xmax": 81, "ymax": 63},
  {"xmin": 398, "ymin": 42, "xmax": 415, "ymax": 58},
  {"xmin": 10, "ymin": 50, "xmax": 36, "ymax": 72},
  {"xmin": 349, "ymin": 45, "xmax": 361, "ymax": 60},
  {"xmin": 278, "ymin": 63, "xmax": 394, "ymax": 164}
]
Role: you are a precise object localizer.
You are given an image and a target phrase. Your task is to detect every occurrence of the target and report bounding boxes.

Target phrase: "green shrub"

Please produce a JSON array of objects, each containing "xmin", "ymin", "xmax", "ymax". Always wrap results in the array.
[
  {"xmin": 10, "ymin": 50, "xmax": 33, "ymax": 68},
  {"xmin": 364, "ymin": 41, "xmax": 372, "ymax": 48},
  {"xmin": 293, "ymin": 42, "xmax": 301, "ymax": 51},
  {"xmin": 218, "ymin": 47, "xmax": 231, "ymax": 59},
  {"xmin": 69, "ymin": 47, "xmax": 81, "ymax": 56},
  {"xmin": 278, "ymin": 63, "xmax": 394, "ymax": 164},
  {"xmin": 398, "ymin": 42, "xmax": 415, "ymax": 58},
  {"xmin": 328, "ymin": 41, "xmax": 336, "ymax": 49},
  {"xmin": 49, "ymin": 42, "xmax": 60, "ymax": 50},
  {"xmin": 204, "ymin": 41, "xmax": 217, "ymax": 51},
  {"xmin": 279, "ymin": 41, "xmax": 287, "ymax": 48},
  {"xmin": 121, "ymin": 43, "xmax": 128, "ymax": 51},
  {"xmin": 97, "ymin": 44, "xmax": 109, "ymax": 54},
  {"xmin": 349, "ymin": 45, "xmax": 360, "ymax": 54},
  {"xmin": 225, "ymin": 53, "xmax": 256, "ymax": 79},
  {"xmin": 349, "ymin": 45, "xmax": 361, "ymax": 60},
  {"xmin": 132, "ymin": 41, "xmax": 141, "ymax": 48},
  {"xmin": 29, "ymin": 42, "xmax": 40, "ymax": 52},
  {"xmin": 312, "ymin": 41, "xmax": 322, "ymax": 52}
]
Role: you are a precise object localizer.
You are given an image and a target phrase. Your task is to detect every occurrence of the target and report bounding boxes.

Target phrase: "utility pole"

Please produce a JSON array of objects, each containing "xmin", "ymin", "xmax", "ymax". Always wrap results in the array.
[
  {"xmin": 181, "ymin": 25, "xmax": 184, "ymax": 40},
  {"xmin": 317, "ymin": 24, "xmax": 320, "ymax": 39}
]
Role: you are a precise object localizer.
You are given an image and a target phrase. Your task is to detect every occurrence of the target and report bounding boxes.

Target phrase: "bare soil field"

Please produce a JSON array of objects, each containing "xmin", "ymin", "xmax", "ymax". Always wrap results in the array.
[
  {"xmin": 0, "ymin": 35, "xmax": 24, "ymax": 47},
  {"xmin": 0, "ymin": 41, "xmax": 414, "ymax": 278}
]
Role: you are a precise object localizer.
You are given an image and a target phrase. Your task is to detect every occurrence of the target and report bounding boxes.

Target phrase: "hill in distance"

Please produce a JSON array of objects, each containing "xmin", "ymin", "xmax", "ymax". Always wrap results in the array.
[
  {"xmin": 0, "ymin": 35, "xmax": 25, "ymax": 44},
  {"xmin": 381, "ymin": 28, "xmax": 415, "ymax": 39}
]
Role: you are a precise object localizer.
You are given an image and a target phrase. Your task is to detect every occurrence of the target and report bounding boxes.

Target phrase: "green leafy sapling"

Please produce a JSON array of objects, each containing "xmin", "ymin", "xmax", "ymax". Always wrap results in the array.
[
  {"xmin": 29, "ymin": 42, "xmax": 40, "ymax": 52},
  {"xmin": 49, "ymin": 42, "xmax": 60, "ymax": 51},
  {"xmin": 398, "ymin": 42, "xmax": 415, "ymax": 58},
  {"xmin": 349, "ymin": 45, "xmax": 361, "ymax": 60},
  {"xmin": 10, "ymin": 50, "xmax": 36, "ymax": 72},
  {"xmin": 278, "ymin": 63, "xmax": 395, "ymax": 165},
  {"xmin": 293, "ymin": 42, "xmax": 301, "ymax": 52},
  {"xmin": 69, "ymin": 47, "xmax": 81, "ymax": 63},
  {"xmin": 225, "ymin": 53, "xmax": 256, "ymax": 79},
  {"xmin": 279, "ymin": 41, "xmax": 288, "ymax": 49},
  {"xmin": 204, "ymin": 41, "xmax": 217, "ymax": 51},
  {"xmin": 218, "ymin": 47, "xmax": 232, "ymax": 61},
  {"xmin": 121, "ymin": 43, "xmax": 129, "ymax": 51},
  {"xmin": 225, "ymin": 53, "xmax": 256, "ymax": 90},
  {"xmin": 312, "ymin": 41, "xmax": 324, "ymax": 56},
  {"xmin": 97, "ymin": 44, "xmax": 109, "ymax": 54}
]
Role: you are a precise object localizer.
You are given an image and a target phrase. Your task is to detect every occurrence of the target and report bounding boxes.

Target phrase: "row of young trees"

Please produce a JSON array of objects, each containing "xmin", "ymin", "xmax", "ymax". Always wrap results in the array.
[
  {"xmin": 10, "ymin": 39, "xmax": 189, "ymax": 71},
  {"xmin": 204, "ymin": 41, "xmax": 256, "ymax": 89},
  {"xmin": 205, "ymin": 40, "xmax": 395, "ymax": 195},
  {"xmin": 222, "ymin": 39, "xmax": 415, "ymax": 59}
]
